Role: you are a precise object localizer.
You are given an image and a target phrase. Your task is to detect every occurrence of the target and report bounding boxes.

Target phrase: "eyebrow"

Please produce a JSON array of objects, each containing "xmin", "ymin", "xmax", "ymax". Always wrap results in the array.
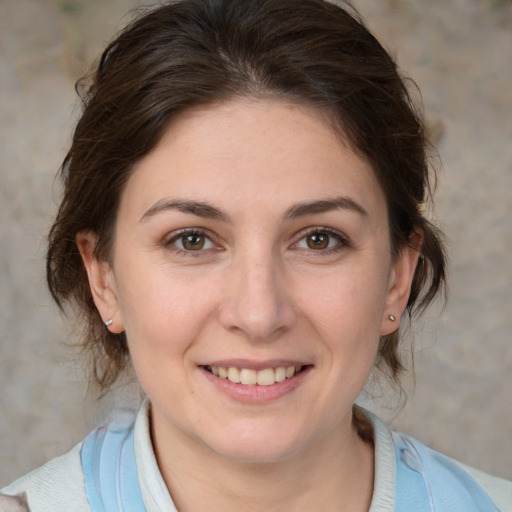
[
  {"xmin": 285, "ymin": 197, "xmax": 369, "ymax": 219},
  {"xmin": 140, "ymin": 195, "xmax": 368, "ymax": 223},
  {"xmin": 140, "ymin": 199, "xmax": 231, "ymax": 222}
]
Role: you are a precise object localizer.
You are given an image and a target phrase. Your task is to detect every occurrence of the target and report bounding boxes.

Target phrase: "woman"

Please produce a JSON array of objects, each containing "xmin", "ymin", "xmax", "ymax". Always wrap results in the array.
[{"xmin": 1, "ymin": 0, "xmax": 511, "ymax": 510}]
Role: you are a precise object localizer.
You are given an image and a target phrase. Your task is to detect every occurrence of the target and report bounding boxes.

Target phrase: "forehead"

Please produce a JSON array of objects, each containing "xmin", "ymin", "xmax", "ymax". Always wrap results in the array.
[{"xmin": 119, "ymin": 98, "xmax": 385, "ymax": 220}]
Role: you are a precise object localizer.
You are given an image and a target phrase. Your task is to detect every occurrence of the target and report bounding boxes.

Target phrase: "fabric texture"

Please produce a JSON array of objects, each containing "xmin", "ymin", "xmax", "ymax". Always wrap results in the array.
[
  {"xmin": 393, "ymin": 431, "xmax": 499, "ymax": 511},
  {"xmin": 0, "ymin": 443, "xmax": 88, "ymax": 512},
  {"xmin": 80, "ymin": 418, "xmax": 146, "ymax": 512},
  {"xmin": 2, "ymin": 401, "xmax": 511, "ymax": 511}
]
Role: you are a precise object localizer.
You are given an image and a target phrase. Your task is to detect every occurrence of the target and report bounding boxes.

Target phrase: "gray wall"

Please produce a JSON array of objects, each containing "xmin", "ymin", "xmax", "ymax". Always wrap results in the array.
[{"xmin": 1, "ymin": 0, "xmax": 511, "ymax": 485}]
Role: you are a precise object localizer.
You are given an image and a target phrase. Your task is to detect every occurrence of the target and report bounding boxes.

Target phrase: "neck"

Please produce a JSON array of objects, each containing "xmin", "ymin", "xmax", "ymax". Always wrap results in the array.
[{"xmin": 151, "ymin": 410, "xmax": 374, "ymax": 512}]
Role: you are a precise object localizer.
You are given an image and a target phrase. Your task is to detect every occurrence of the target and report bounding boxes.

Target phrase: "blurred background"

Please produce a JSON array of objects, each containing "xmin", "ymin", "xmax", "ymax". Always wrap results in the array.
[{"xmin": 1, "ymin": 0, "xmax": 511, "ymax": 485}]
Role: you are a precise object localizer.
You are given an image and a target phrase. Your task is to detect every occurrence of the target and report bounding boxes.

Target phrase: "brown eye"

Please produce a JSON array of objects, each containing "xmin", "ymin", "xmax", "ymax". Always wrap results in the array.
[
  {"xmin": 181, "ymin": 233, "xmax": 205, "ymax": 250},
  {"xmin": 294, "ymin": 229, "xmax": 348, "ymax": 252},
  {"xmin": 168, "ymin": 231, "xmax": 214, "ymax": 252},
  {"xmin": 306, "ymin": 233, "xmax": 330, "ymax": 250}
]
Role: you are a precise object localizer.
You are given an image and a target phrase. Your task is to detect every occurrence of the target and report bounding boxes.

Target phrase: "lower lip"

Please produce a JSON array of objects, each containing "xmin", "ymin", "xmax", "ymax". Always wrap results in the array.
[{"xmin": 200, "ymin": 366, "xmax": 312, "ymax": 403}]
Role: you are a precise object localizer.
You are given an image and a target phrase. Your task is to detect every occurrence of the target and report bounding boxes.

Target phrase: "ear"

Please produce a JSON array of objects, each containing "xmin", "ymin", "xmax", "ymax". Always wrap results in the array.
[
  {"xmin": 76, "ymin": 231, "xmax": 124, "ymax": 334},
  {"xmin": 381, "ymin": 229, "xmax": 423, "ymax": 335}
]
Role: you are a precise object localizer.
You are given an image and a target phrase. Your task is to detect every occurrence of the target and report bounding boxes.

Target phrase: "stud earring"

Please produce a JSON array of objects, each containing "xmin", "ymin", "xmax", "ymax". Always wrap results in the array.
[
  {"xmin": 104, "ymin": 319, "xmax": 113, "ymax": 327},
  {"xmin": 388, "ymin": 314, "xmax": 396, "ymax": 322}
]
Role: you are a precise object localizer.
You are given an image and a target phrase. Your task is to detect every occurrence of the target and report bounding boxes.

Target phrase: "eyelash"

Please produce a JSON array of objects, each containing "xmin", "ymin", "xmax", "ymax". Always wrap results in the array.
[
  {"xmin": 164, "ymin": 227, "xmax": 350, "ymax": 257},
  {"xmin": 164, "ymin": 228, "xmax": 217, "ymax": 257},
  {"xmin": 293, "ymin": 227, "xmax": 350, "ymax": 254}
]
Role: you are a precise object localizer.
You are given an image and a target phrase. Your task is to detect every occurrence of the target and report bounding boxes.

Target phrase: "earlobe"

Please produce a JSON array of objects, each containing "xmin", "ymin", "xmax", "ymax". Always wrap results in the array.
[
  {"xmin": 381, "ymin": 230, "xmax": 423, "ymax": 335},
  {"xmin": 76, "ymin": 231, "xmax": 124, "ymax": 333}
]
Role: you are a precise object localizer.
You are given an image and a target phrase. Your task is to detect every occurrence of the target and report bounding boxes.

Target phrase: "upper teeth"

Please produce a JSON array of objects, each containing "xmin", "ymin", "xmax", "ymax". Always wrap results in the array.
[{"xmin": 209, "ymin": 366, "xmax": 302, "ymax": 386}]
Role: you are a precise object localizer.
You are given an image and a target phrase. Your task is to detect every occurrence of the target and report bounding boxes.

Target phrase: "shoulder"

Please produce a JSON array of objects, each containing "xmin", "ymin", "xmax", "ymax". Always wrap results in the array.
[
  {"xmin": 0, "ymin": 442, "xmax": 90, "ymax": 512},
  {"xmin": 0, "ymin": 407, "xmax": 143, "ymax": 512},
  {"xmin": 359, "ymin": 406, "xmax": 512, "ymax": 512},
  {"xmin": 458, "ymin": 461, "xmax": 512, "ymax": 512},
  {"xmin": 394, "ymin": 431, "xmax": 512, "ymax": 512}
]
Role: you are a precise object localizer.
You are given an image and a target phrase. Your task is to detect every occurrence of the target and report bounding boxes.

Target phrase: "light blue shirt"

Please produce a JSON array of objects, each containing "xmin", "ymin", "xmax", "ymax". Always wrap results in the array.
[{"xmin": 2, "ymin": 401, "xmax": 511, "ymax": 511}]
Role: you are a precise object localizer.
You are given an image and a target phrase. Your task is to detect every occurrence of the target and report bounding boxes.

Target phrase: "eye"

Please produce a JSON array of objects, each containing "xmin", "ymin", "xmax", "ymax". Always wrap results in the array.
[
  {"xmin": 167, "ymin": 230, "xmax": 215, "ymax": 252},
  {"xmin": 294, "ymin": 229, "xmax": 347, "ymax": 251}
]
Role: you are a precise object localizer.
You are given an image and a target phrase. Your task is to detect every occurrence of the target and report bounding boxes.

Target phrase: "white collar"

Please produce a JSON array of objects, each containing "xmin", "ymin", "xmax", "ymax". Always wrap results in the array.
[
  {"xmin": 134, "ymin": 399, "xmax": 178, "ymax": 512},
  {"xmin": 133, "ymin": 399, "xmax": 396, "ymax": 512}
]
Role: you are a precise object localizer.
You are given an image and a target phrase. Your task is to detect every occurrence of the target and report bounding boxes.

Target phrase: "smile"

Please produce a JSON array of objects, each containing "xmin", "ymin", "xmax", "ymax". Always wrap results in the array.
[{"xmin": 205, "ymin": 365, "xmax": 304, "ymax": 386}]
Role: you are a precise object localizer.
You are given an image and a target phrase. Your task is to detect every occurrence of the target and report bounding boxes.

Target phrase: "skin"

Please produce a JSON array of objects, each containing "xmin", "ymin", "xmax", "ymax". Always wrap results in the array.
[{"xmin": 78, "ymin": 98, "xmax": 420, "ymax": 512}]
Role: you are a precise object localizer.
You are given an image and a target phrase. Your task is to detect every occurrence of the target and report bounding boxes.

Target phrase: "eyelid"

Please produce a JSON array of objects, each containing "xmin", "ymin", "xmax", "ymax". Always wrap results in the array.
[
  {"xmin": 291, "ymin": 226, "xmax": 350, "ymax": 251},
  {"xmin": 164, "ymin": 227, "xmax": 220, "ymax": 253}
]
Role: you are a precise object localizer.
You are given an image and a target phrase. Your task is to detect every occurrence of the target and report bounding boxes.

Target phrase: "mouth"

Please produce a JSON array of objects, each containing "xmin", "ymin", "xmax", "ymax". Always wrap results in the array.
[{"xmin": 203, "ymin": 365, "xmax": 308, "ymax": 386}]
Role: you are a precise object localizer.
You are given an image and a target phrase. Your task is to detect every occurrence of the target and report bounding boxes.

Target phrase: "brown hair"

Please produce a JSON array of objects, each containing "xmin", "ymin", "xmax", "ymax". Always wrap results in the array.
[{"xmin": 47, "ymin": 0, "xmax": 446, "ymax": 391}]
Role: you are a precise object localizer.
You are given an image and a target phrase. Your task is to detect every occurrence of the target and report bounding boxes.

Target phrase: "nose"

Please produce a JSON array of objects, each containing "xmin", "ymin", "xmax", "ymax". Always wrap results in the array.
[{"xmin": 219, "ymin": 251, "xmax": 297, "ymax": 343}]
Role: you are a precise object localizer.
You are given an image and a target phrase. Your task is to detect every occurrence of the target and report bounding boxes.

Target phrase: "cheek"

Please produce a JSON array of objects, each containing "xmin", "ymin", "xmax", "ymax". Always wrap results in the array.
[
  {"xmin": 295, "ymin": 262, "xmax": 390, "ymax": 381},
  {"xmin": 114, "ymin": 264, "xmax": 218, "ymax": 359},
  {"xmin": 298, "ymin": 263, "xmax": 390, "ymax": 330}
]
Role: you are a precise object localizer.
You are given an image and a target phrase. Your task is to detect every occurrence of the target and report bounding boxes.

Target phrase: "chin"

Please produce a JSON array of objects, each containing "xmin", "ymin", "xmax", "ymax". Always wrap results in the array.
[
  {"xmin": 217, "ymin": 443, "xmax": 299, "ymax": 465},
  {"xmin": 204, "ymin": 427, "xmax": 309, "ymax": 465}
]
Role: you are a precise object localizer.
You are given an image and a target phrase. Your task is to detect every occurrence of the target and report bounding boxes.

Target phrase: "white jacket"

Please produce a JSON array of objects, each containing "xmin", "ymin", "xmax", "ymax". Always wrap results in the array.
[{"xmin": 2, "ymin": 401, "xmax": 511, "ymax": 511}]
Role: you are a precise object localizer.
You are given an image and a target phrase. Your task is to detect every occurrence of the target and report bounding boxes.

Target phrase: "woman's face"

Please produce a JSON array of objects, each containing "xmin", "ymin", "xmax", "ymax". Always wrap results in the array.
[{"xmin": 81, "ymin": 98, "xmax": 418, "ymax": 464}]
